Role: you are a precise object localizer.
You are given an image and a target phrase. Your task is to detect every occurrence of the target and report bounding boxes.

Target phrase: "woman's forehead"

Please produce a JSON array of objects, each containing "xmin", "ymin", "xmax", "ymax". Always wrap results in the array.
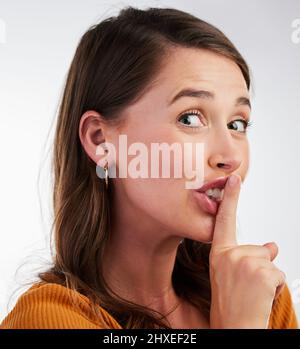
[
  {"xmin": 147, "ymin": 48, "xmax": 249, "ymax": 101},
  {"xmin": 121, "ymin": 48, "xmax": 249, "ymax": 118},
  {"xmin": 170, "ymin": 49, "xmax": 245, "ymax": 83}
]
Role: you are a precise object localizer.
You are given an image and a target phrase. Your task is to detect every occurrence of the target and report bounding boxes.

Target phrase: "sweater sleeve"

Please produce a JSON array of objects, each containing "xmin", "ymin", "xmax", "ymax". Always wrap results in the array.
[
  {"xmin": 268, "ymin": 283, "xmax": 298, "ymax": 329},
  {"xmin": 0, "ymin": 282, "xmax": 122, "ymax": 329}
]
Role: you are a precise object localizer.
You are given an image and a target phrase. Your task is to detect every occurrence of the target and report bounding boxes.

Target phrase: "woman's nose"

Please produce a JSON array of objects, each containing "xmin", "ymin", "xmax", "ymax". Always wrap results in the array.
[
  {"xmin": 209, "ymin": 156, "xmax": 241, "ymax": 171},
  {"xmin": 207, "ymin": 137, "xmax": 242, "ymax": 173}
]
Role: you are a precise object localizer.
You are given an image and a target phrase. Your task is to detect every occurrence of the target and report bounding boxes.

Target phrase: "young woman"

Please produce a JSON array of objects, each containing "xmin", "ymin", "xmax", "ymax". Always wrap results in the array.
[{"xmin": 1, "ymin": 6, "xmax": 298, "ymax": 329}]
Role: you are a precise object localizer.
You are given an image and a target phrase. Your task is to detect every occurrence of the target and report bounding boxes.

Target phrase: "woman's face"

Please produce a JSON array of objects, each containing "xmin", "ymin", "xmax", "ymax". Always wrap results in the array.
[{"xmin": 105, "ymin": 48, "xmax": 250, "ymax": 243}]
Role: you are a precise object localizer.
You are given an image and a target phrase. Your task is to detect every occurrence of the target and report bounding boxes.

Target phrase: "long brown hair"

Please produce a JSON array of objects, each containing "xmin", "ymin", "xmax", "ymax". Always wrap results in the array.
[{"xmin": 38, "ymin": 6, "xmax": 250, "ymax": 328}]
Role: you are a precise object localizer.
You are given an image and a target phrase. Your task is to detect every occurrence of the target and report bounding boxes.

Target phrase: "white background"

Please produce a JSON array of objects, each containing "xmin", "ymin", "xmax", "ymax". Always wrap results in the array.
[{"xmin": 1, "ymin": 0, "xmax": 300, "ymax": 323}]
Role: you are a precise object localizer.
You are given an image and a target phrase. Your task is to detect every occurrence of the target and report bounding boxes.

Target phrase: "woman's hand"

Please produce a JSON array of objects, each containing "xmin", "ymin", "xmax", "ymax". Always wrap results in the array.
[{"xmin": 209, "ymin": 174, "xmax": 286, "ymax": 329}]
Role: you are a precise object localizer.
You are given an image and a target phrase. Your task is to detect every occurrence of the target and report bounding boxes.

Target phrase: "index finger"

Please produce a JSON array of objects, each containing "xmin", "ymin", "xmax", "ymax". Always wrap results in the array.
[{"xmin": 211, "ymin": 174, "xmax": 241, "ymax": 249}]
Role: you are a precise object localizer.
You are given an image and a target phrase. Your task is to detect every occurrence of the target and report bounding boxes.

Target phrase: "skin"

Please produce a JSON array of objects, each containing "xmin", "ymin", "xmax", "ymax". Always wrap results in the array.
[{"xmin": 79, "ymin": 48, "xmax": 285, "ymax": 328}]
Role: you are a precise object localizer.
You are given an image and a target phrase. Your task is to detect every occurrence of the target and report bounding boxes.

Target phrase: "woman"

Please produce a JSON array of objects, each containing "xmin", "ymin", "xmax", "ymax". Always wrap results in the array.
[{"xmin": 0, "ymin": 6, "xmax": 298, "ymax": 329}]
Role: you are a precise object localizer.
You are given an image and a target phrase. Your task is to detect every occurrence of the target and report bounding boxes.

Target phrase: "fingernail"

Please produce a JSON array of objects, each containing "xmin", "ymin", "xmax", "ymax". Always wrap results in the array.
[{"xmin": 228, "ymin": 174, "xmax": 239, "ymax": 187}]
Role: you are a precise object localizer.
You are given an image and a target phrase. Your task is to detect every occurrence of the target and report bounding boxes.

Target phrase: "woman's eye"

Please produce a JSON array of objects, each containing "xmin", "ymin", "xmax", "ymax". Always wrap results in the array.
[
  {"xmin": 228, "ymin": 119, "xmax": 249, "ymax": 133},
  {"xmin": 177, "ymin": 111, "xmax": 204, "ymax": 128}
]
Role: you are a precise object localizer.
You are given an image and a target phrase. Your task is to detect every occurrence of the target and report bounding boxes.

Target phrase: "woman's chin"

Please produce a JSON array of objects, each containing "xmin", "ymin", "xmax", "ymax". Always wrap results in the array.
[{"xmin": 184, "ymin": 213, "xmax": 216, "ymax": 243}]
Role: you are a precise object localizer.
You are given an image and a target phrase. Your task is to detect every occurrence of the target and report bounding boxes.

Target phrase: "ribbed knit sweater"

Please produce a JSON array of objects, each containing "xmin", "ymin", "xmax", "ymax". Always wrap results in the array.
[{"xmin": 0, "ymin": 281, "xmax": 298, "ymax": 329}]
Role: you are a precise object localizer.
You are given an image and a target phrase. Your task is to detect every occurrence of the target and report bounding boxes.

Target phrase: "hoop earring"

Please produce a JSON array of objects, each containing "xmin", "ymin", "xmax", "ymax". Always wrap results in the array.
[{"xmin": 104, "ymin": 160, "xmax": 109, "ymax": 190}]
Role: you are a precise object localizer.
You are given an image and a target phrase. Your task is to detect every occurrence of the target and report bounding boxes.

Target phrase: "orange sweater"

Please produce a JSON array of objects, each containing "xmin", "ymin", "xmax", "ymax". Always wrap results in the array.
[{"xmin": 0, "ymin": 281, "xmax": 298, "ymax": 329}]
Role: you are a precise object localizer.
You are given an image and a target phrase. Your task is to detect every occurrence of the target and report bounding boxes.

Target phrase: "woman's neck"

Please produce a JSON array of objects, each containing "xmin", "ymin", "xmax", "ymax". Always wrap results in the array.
[{"xmin": 102, "ymin": 226, "xmax": 183, "ymax": 316}]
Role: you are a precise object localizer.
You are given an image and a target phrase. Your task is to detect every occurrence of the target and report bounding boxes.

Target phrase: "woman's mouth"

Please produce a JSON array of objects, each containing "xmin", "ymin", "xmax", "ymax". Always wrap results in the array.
[
  {"xmin": 193, "ymin": 190, "xmax": 223, "ymax": 215},
  {"xmin": 192, "ymin": 177, "xmax": 228, "ymax": 215},
  {"xmin": 205, "ymin": 187, "xmax": 224, "ymax": 201}
]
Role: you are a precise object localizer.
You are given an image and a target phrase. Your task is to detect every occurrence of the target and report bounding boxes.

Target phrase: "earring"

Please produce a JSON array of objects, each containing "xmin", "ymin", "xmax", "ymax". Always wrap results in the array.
[{"xmin": 103, "ymin": 160, "xmax": 109, "ymax": 189}]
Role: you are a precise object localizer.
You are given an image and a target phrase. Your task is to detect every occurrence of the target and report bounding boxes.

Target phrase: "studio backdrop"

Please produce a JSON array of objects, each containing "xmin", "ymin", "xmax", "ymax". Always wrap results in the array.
[{"xmin": 0, "ymin": 0, "xmax": 300, "ymax": 322}]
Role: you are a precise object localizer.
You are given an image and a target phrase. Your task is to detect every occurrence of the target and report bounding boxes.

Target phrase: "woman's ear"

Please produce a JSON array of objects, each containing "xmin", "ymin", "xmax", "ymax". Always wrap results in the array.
[{"xmin": 79, "ymin": 110, "xmax": 107, "ymax": 165}]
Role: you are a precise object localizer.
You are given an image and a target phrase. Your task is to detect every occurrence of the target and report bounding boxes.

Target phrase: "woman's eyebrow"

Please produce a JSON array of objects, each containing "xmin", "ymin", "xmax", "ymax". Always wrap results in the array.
[{"xmin": 168, "ymin": 88, "xmax": 251, "ymax": 110}]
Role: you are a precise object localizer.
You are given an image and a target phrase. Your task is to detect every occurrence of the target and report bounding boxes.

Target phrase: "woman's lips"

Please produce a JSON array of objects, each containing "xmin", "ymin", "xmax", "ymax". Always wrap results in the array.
[
  {"xmin": 192, "ymin": 176, "xmax": 229, "ymax": 215},
  {"xmin": 196, "ymin": 176, "xmax": 228, "ymax": 193},
  {"xmin": 193, "ymin": 191, "xmax": 220, "ymax": 215}
]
